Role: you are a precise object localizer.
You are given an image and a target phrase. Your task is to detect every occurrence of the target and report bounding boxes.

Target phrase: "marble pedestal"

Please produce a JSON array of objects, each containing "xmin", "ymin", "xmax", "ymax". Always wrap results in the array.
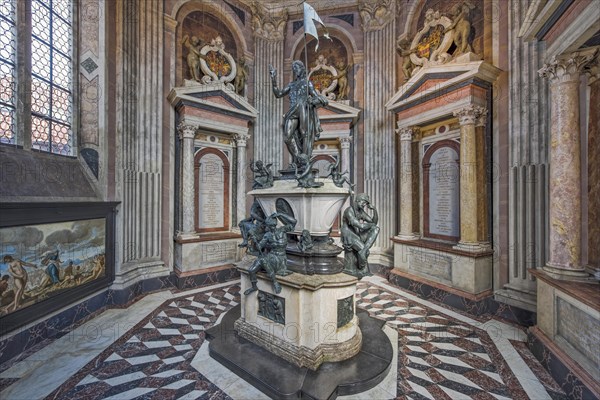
[
  {"xmin": 174, "ymin": 234, "xmax": 242, "ymax": 274},
  {"xmin": 530, "ymin": 269, "xmax": 600, "ymax": 386},
  {"xmin": 235, "ymin": 257, "xmax": 361, "ymax": 370},
  {"xmin": 392, "ymin": 238, "xmax": 494, "ymax": 295}
]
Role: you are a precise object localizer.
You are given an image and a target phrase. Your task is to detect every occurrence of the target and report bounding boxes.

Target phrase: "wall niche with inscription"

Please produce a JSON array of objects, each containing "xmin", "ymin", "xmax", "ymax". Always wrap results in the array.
[
  {"xmin": 195, "ymin": 146, "xmax": 230, "ymax": 233},
  {"xmin": 422, "ymin": 139, "xmax": 460, "ymax": 242}
]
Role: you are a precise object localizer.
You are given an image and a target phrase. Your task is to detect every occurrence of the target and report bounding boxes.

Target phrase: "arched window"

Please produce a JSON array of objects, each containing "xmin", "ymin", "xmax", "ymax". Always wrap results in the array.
[{"xmin": 0, "ymin": 0, "xmax": 74, "ymax": 155}]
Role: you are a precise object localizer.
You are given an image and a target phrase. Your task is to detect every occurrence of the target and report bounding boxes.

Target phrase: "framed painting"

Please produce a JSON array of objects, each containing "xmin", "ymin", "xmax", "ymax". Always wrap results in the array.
[{"xmin": 0, "ymin": 202, "xmax": 118, "ymax": 334}]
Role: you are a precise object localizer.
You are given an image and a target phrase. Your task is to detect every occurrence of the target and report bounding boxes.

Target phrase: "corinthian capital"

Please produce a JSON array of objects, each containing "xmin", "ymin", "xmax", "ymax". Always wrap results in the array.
[
  {"xmin": 177, "ymin": 123, "xmax": 197, "ymax": 140},
  {"xmin": 359, "ymin": 0, "xmax": 394, "ymax": 32},
  {"xmin": 234, "ymin": 132, "xmax": 250, "ymax": 146},
  {"xmin": 250, "ymin": 2, "xmax": 288, "ymax": 41},
  {"xmin": 453, "ymin": 105, "xmax": 486, "ymax": 126},
  {"xmin": 396, "ymin": 126, "xmax": 420, "ymax": 141},
  {"xmin": 538, "ymin": 49, "xmax": 599, "ymax": 84}
]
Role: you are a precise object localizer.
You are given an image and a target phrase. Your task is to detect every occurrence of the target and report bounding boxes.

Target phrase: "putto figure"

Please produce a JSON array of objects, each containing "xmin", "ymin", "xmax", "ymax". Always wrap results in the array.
[
  {"xmin": 269, "ymin": 60, "xmax": 328, "ymax": 168},
  {"xmin": 244, "ymin": 212, "xmax": 297, "ymax": 295},
  {"xmin": 250, "ymin": 160, "xmax": 274, "ymax": 189},
  {"xmin": 341, "ymin": 193, "xmax": 380, "ymax": 278}
]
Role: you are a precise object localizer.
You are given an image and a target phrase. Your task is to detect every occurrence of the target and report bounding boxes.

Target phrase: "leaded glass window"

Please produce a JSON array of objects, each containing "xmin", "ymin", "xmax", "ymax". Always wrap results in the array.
[
  {"xmin": 31, "ymin": 0, "xmax": 73, "ymax": 155},
  {"xmin": 0, "ymin": 0, "xmax": 74, "ymax": 155},
  {"xmin": 0, "ymin": 0, "xmax": 16, "ymax": 145}
]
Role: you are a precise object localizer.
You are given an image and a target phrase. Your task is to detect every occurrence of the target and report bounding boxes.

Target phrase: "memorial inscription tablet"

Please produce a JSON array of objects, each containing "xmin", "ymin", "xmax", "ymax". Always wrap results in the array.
[
  {"xmin": 423, "ymin": 141, "xmax": 460, "ymax": 241},
  {"xmin": 198, "ymin": 152, "xmax": 225, "ymax": 230}
]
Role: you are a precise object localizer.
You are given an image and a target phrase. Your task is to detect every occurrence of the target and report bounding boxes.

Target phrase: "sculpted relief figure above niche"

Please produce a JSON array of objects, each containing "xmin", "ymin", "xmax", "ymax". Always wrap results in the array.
[
  {"xmin": 300, "ymin": 37, "xmax": 353, "ymax": 102},
  {"xmin": 180, "ymin": 11, "xmax": 249, "ymax": 96},
  {"xmin": 182, "ymin": 35, "xmax": 237, "ymax": 90},
  {"xmin": 397, "ymin": 1, "xmax": 480, "ymax": 82}
]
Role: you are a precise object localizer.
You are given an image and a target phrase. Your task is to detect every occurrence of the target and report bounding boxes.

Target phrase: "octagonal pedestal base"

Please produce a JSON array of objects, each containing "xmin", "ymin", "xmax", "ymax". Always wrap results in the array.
[{"xmin": 206, "ymin": 305, "xmax": 393, "ymax": 400}]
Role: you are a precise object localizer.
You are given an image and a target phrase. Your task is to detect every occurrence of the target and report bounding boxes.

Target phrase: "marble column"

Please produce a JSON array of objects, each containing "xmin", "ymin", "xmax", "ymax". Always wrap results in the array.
[
  {"xmin": 475, "ymin": 113, "xmax": 489, "ymax": 245},
  {"xmin": 250, "ymin": 4, "xmax": 287, "ymax": 171},
  {"xmin": 396, "ymin": 126, "xmax": 419, "ymax": 240},
  {"xmin": 359, "ymin": 0, "xmax": 396, "ymax": 255},
  {"xmin": 234, "ymin": 132, "xmax": 250, "ymax": 225},
  {"xmin": 178, "ymin": 123, "xmax": 197, "ymax": 236},
  {"xmin": 587, "ymin": 61, "xmax": 599, "ymax": 271},
  {"xmin": 340, "ymin": 136, "xmax": 352, "ymax": 176},
  {"xmin": 538, "ymin": 51, "xmax": 597, "ymax": 280},
  {"xmin": 454, "ymin": 105, "xmax": 488, "ymax": 251}
]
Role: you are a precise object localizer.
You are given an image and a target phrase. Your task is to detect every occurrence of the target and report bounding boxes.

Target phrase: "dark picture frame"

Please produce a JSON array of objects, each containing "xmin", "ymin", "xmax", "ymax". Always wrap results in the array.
[{"xmin": 0, "ymin": 202, "xmax": 118, "ymax": 334}]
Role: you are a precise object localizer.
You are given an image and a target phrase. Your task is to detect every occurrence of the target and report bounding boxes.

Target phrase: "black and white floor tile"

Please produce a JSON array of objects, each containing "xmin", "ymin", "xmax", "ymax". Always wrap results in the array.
[{"xmin": 0, "ymin": 277, "xmax": 566, "ymax": 400}]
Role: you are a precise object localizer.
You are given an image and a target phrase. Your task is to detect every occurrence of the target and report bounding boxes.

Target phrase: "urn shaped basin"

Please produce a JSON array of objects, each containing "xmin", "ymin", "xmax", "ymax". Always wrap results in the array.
[{"xmin": 249, "ymin": 179, "xmax": 351, "ymax": 237}]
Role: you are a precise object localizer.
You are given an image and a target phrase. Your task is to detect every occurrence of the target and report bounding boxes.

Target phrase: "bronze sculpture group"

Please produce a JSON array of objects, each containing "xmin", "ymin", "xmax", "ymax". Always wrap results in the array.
[{"xmin": 237, "ymin": 60, "xmax": 379, "ymax": 295}]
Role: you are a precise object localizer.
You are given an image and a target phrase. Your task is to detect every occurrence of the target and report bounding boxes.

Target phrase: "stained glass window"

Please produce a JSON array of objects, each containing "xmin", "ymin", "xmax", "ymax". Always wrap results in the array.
[
  {"xmin": 30, "ymin": 0, "xmax": 73, "ymax": 155},
  {"xmin": 0, "ymin": 0, "xmax": 16, "ymax": 144}
]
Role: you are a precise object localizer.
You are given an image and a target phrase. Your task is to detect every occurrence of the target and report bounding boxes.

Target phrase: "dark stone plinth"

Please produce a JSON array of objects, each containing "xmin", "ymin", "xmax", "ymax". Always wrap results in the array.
[
  {"xmin": 286, "ymin": 238, "xmax": 344, "ymax": 275},
  {"xmin": 206, "ymin": 305, "xmax": 393, "ymax": 400}
]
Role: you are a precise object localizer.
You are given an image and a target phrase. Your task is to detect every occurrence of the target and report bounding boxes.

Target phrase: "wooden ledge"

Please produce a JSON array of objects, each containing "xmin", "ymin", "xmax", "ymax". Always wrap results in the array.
[
  {"xmin": 391, "ymin": 237, "xmax": 494, "ymax": 258},
  {"xmin": 174, "ymin": 264, "xmax": 236, "ymax": 277},
  {"xmin": 529, "ymin": 269, "xmax": 600, "ymax": 312},
  {"xmin": 176, "ymin": 232, "xmax": 242, "ymax": 244}
]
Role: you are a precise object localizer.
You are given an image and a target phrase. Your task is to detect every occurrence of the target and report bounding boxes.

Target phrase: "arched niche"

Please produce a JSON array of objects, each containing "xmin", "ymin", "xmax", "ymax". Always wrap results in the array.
[
  {"xmin": 312, "ymin": 154, "xmax": 336, "ymax": 178},
  {"xmin": 174, "ymin": 1, "xmax": 248, "ymax": 85},
  {"xmin": 194, "ymin": 147, "xmax": 230, "ymax": 233},
  {"xmin": 422, "ymin": 139, "xmax": 460, "ymax": 242},
  {"xmin": 290, "ymin": 26, "xmax": 357, "ymax": 102}
]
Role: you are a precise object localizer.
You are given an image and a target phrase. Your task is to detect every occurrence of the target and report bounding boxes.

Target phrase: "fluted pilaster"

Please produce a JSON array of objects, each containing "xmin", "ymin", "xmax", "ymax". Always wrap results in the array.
[
  {"xmin": 538, "ymin": 50, "xmax": 597, "ymax": 279},
  {"xmin": 251, "ymin": 3, "xmax": 287, "ymax": 170},
  {"xmin": 396, "ymin": 126, "xmax": 419, "ymax": 240},
  {"xmin": 234, "ymin": 132, "xmax": 250, "ymax": 225},
  {"xmin": 360, "ymin": 0, "xmax": 396, "ymax": 254},
  {"xmin": 119, "ymin": 0, "xmax": 164, "ymax": 266}
]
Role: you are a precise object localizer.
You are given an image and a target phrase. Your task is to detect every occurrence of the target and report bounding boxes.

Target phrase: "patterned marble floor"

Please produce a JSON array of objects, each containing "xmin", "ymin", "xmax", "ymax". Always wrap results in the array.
[{"xmin": 0, "ymin": 277, "xmax": 566, "ymax": 400}]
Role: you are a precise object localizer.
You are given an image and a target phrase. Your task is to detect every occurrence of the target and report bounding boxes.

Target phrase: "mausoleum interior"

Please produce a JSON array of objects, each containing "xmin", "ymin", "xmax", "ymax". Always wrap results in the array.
[{"xmin": 0, "ymin": 0, "xmax": 599, "ymax": 398}]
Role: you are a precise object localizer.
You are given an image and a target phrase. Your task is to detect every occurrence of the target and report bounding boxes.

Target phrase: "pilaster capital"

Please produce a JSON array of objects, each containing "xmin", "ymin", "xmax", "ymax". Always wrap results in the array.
[
  {"xmin": 475, "ymin": 107, "xmax": 488, "ymax": 127},
  {"xmin": 538, "ymin": 49, "xmax": 599, "ymax": 84},
  {"xmin": 234, "ymin": 132, "xmax": 250, "ymax": 147},
  {"xmin": 359, "ymin": 0, "xmax": 395, "ymax": 32},
  {"xmin": 453, "ymin": 105, "xmax": 486, "ymax": 126},
  {"xmin": 163, "ymin": 14, "xmax": 178, "ymax": 33},
  {"xmin": 396, "ymin": 126, "xmax": 420, "ymax": 141},
  {"xmin": 585, "ymin": 54, "xmax": 600, "ymax": 85},
  {"xmin": 177, "ymin": 123, "xmax": 197, "ymax": 140},
  {"xmin": 339, "ymin": 136, "xmax": 353, "ymax": 147},
  {"xmin": 250, "ymin": 2, "xmax": 288, "ymax": 41}
]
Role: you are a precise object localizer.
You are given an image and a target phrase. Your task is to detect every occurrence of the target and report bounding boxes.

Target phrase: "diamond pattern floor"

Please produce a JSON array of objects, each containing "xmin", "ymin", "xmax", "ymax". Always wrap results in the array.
[{"xmin": 10, "ymin": 280, "xmax": 560, "ymax": 400}]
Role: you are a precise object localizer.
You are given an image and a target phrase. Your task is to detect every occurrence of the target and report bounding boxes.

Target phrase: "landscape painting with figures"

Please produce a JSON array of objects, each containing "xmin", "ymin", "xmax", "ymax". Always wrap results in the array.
[{"xmin": 0, "ymin": 218, "xmax": 106, "ymax": 317}]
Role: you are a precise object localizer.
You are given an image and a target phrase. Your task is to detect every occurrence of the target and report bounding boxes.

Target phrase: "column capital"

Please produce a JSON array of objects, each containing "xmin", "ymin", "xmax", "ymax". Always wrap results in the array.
[
  {"xmin": 163, "ymin": 14, "xmax": 178, "ymax": 33},
  {"xmin": 396, "ymin": 126, "xmax": 420, "ymax": 141},
  {"xmin": 250, "ymin": 2, "xmax": 288, "ymax": 41},
  {"xmin": 453, "ymin": 105, "xmax": 486, "ymax": 126},
  {"xmin": 234, "ymin": 132, "xmax": 250, "ymax": 147},
  {"xmin": 359, "ymin": 0, "xmax": 394, "ymax": 32},
  {"xmin": 177, "ymin": 123, "xmax": 197, "ymax": 140},
  {"xmin": 538, "ymin": 49, "xmax": 598, "ymax": 84},
  {"xmin": 585, "ymin": 56, "xmax": 600, "ymax": 86},
  {"xmin": 475, "ymin": 107, "xmax": 488, "ymax": 127},
  {"xmin": 339, "ymin": 136, "xmax": 353, "ymax": 147}
]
